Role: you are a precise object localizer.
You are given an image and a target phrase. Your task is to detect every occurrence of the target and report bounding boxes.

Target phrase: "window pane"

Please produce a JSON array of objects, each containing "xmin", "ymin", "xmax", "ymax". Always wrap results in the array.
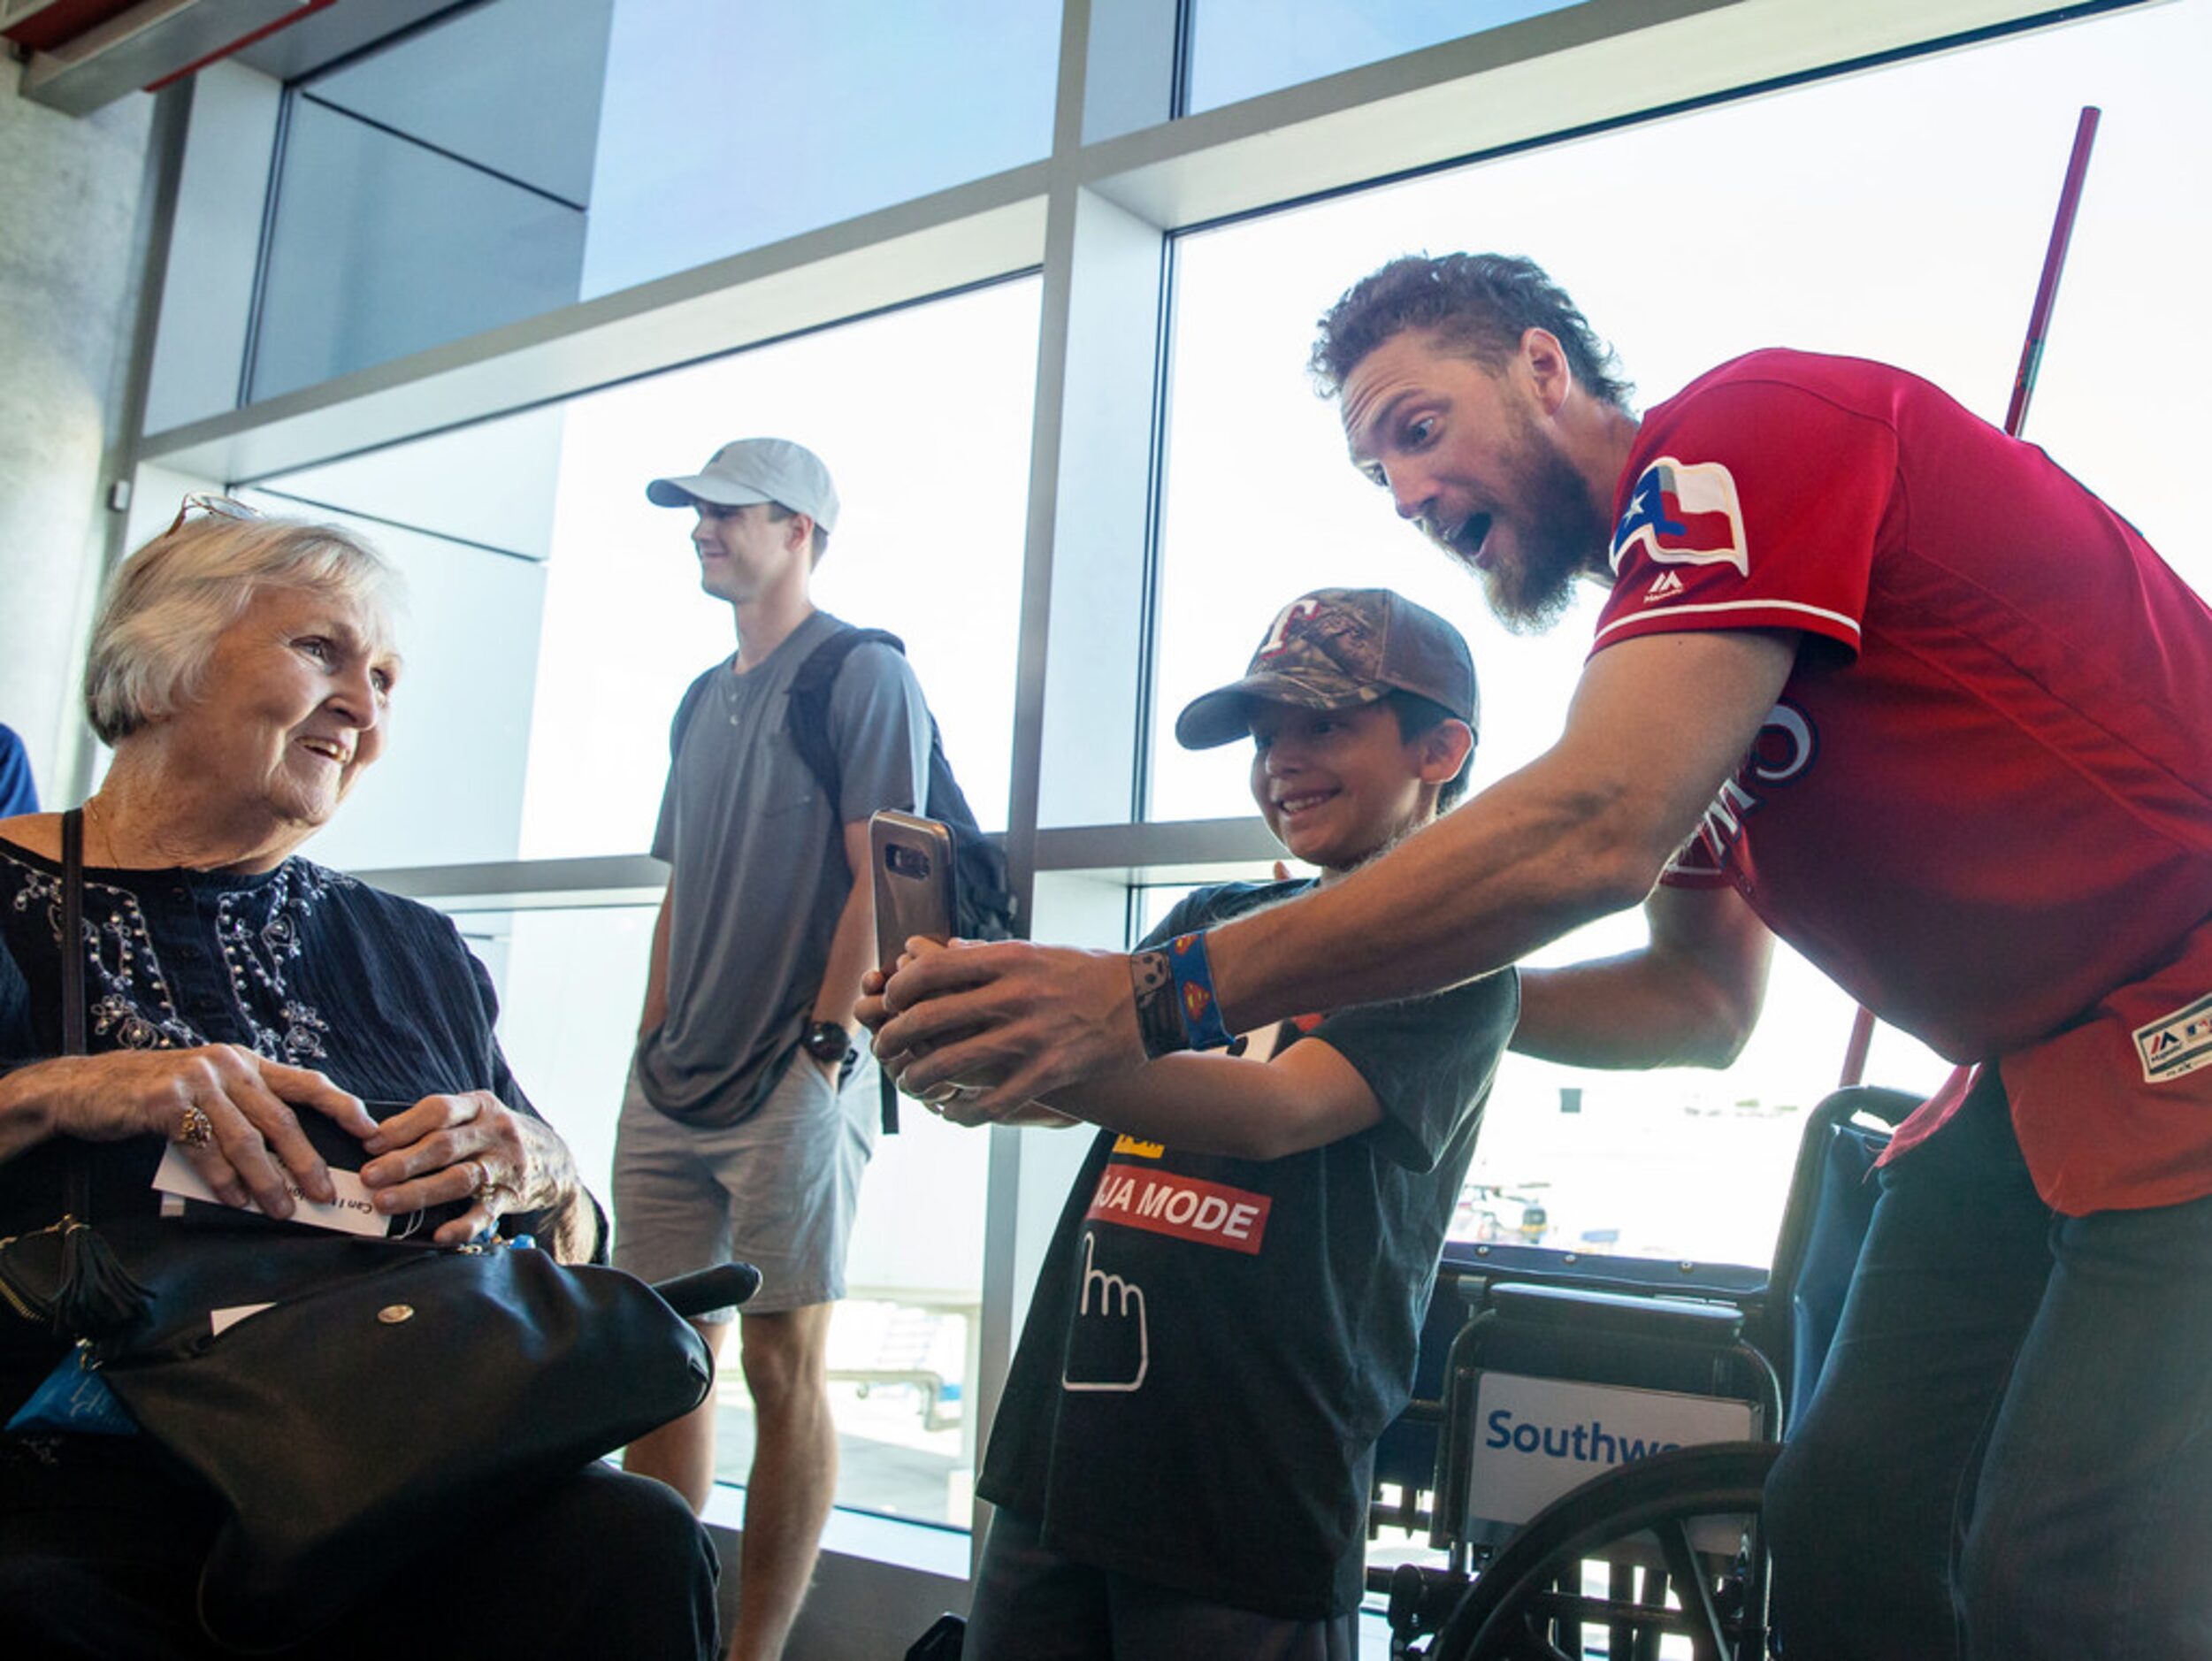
[
  {"xmin": 251, "ymin": 94, "xmax": 592, "ymax": 401},
  {"xmin": 452, "ymin": 902, "xmax": 986, "ymax": 1527},
  {"xmin": 1482, "ymin": 917, "xmax": 1950, "ymax": 1269},
  {"xmin": 518, "ymin": 277, "xmax": 1041, "ymax": 858},
  {"xmin": 580, "ymin": 0, "xmax": 1062, "ymax": 298},
  {"xmin": 252, "ymin": 278, "xmax": 1038, "ymax": 868},
  {"xmin": 1182, "ymin": 0, "xmax": 1573, "ymax": 114},
  {"xmin": 303, "ymin": 1, "xmax": 610, "ymax": 205},
  {"xmin": 249, "ymin": 0, "xmax": 1061, "ymax": 396}
]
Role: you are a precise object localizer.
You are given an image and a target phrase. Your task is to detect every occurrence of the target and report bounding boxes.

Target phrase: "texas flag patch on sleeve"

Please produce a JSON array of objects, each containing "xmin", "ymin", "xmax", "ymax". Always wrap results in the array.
[{"xmin": 1611, "ymin": 457, "xmax": 1749, "ymax": 577}]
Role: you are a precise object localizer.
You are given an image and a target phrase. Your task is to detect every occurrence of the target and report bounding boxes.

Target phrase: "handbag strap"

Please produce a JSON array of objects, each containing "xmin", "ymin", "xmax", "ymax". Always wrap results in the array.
[
  {"xmin": 37, "ymin": 806, "xmax": 153, "ymax": 1336},
  {"xmin": 61, "ymin": 807, "xmax": 87, "ymax": 1057},
  {"xmin": 58, "ymin": 808, "xmax": 93, "ymax": 1223},
  {"xmin": 0, "ymin": 808, "xmax": 150, "ymax": 1339}
]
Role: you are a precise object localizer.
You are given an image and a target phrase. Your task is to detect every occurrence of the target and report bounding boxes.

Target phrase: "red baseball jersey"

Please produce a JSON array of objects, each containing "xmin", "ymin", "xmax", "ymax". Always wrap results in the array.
[{"xmin": 1591, "ymin": 350, "xmax": 2212, "ymax": 1212}]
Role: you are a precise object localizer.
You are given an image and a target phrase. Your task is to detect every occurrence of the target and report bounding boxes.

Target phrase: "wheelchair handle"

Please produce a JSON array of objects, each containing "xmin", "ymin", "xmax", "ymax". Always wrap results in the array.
[{"xmin": 651, "ymin": 1261, "xmax": 762, "ymax": 1319}]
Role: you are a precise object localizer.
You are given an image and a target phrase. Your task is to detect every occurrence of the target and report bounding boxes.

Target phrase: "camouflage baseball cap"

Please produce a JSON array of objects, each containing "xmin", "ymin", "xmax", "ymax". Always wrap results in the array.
[{"xmin": 1175, "ymin": 587, "xmax": 1478, "ymax": 750}]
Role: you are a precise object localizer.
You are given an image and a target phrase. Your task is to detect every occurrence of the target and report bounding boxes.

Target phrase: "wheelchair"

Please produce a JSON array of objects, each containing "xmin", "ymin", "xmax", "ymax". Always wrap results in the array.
[{"xmin": 1371, "ymin": 1084, "xmax": 1916, "ymax": 1661}]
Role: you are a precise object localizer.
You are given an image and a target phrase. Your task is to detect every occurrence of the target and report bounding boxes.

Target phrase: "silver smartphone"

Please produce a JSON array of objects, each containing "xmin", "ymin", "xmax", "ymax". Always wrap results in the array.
[{"xmin": 871, "ymin": 808, "xmax": 957, "ymax": 976}]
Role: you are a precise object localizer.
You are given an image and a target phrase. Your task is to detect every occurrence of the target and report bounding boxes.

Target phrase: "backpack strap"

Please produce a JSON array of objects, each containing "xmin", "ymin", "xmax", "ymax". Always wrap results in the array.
[
  {"xmin": 786, "ymin": 625, "xmax": 906, "ymax": 812},
  {"xmin": 667, "ymin": 662, "xmax": 722, "ymax": 759},
  {"xmin": 785, "ymin": 625, "xmax": 914, "ymax": 1138}
]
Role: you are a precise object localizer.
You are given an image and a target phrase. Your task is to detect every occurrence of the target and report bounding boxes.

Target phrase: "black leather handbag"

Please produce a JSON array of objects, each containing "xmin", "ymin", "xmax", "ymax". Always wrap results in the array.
[
  {"xmin": 0, "ymin": 810, "xmax": 721, "ymax": 1652},
  {"xmin": 103, "ymin": 1231, "xmax": 715, "ymax": 1650}
]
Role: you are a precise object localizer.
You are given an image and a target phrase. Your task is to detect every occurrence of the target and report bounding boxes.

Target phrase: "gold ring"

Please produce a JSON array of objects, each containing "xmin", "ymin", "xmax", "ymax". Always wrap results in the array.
[
  {"xmin": 471, "ymin": 1161, "xmax": 504, "ymax": 1204},
  {"xmin": 173, "ymin": 1105, "xmax": 214, "ymax": 1150}
]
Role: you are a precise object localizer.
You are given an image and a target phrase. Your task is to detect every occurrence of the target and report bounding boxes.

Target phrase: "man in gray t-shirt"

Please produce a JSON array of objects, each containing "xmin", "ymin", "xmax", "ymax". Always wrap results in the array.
[{"xmin": 614, "ymin": 437, "xmax": 930, "ymax": 1661}]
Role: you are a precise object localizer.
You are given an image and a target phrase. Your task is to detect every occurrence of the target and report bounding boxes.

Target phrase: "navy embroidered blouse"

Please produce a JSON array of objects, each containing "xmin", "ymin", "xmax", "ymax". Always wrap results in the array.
[{"xmin": 0, "ymin": 835, "xmax": 551, "ymax": 1411}]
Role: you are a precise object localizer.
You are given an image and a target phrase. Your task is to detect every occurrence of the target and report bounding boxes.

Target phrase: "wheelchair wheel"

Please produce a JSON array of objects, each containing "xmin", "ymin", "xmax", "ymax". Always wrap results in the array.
[{"xmin": 1429, "ymin": 1440, "xmax": 1780, "ymax": 1661}]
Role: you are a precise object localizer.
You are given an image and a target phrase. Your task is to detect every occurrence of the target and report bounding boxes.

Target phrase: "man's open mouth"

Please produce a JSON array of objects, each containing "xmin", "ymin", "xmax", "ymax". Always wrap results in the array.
[{"xmin": 1452, "ymin": 512, "xmax": 1495, "ymax": 565}]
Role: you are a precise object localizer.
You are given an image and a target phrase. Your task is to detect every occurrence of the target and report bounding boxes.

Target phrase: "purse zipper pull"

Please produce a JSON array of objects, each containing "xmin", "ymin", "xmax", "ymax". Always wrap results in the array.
[{"xmin": 52, "ymin": 1215, "xmax": 153, "ymax": 1339}]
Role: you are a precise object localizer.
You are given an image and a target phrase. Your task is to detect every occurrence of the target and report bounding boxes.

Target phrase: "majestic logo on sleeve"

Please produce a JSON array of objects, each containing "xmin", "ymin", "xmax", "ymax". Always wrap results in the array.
[{"xmin": 1611, "ymin": 458, "xmax": 1749, "ymax": 578}]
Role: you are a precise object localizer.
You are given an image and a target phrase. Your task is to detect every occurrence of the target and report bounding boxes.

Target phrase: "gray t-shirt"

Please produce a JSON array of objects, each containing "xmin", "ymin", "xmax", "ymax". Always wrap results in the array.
[{"xmin": 636, "ymin": 609, "xmax": 930, "ymax": 1126}]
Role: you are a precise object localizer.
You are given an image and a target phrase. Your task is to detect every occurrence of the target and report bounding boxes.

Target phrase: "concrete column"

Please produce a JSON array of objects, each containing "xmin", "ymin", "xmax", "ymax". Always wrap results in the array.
[{"xmin": 0, "ymin": 76, "xmax": 158, "ymax": 804}]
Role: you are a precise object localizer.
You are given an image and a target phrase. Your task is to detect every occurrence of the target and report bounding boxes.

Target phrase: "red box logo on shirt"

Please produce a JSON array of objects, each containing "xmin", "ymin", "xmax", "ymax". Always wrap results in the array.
[{"xmin": 1085, "ymin": 1164, "xmax": 1273, "ymax": 1254}]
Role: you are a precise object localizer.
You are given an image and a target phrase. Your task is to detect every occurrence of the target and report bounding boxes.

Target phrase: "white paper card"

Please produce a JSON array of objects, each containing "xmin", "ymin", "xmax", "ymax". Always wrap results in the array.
[
  {"xmin": 210, "ymin": 1303, "xmax": 275, "ymax": 1336},
  {"xmin": 152, "ymin": 1144, "xmax": 391, "ymax": 1238}
]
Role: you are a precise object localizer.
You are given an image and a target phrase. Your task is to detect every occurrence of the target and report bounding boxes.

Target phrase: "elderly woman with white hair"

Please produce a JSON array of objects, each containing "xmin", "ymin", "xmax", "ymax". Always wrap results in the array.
[{"xmin": 0, "ymin": 501, "xmax": 717, "ymax": 1658}]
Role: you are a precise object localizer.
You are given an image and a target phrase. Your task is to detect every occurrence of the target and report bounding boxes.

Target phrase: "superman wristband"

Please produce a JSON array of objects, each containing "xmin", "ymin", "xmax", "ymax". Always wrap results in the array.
[
  {"xmin": 1167, "ymin": 930, "xmax": 1235, "ymax": 1051},
  {"xmin": 1131, "ymin": 930, "xmax": 1237, "ymax": 1059},
  {"xmin": 1130, "ymin": 949, "xmax": 1183, "ymax": 1058}
]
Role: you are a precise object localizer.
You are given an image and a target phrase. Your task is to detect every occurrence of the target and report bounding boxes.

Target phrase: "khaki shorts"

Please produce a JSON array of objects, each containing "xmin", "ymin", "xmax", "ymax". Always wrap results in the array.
[{"xmin": 611, "ymin": 1048, "xmax": 877, "ymax": 1319}]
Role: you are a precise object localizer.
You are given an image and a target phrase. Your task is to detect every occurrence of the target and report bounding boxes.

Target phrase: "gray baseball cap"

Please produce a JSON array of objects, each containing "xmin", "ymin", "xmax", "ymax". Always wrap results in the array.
[
  {"xmin": 646, "ymin": 437, "xmax": 840, "ymax": 534},
  {"xmin": 1175, "ymin": 587, "xmax": 1478, "ymax": 750}
]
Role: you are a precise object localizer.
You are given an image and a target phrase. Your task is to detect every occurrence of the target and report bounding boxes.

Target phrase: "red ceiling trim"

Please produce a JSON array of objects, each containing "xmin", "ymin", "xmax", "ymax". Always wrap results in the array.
[{"xmin": 143, "ymin": 0, "xmax": 339, "ymax": 90}]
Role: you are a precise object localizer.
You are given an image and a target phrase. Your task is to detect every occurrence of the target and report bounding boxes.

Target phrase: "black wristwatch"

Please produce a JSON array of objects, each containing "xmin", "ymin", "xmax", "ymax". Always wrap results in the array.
[{"xmin": 802, "ymin": 1021, "xmax": 853, "ymax": 1064}]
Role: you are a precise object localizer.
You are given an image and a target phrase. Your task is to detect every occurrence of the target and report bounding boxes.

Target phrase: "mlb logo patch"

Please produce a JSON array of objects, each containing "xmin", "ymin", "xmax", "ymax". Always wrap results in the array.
[
  {"xmin": 2133, "ymin": 992, "xmax": 2212, "ymax": 1083},
  {"xmin": 1612, "ymin": 457, "xmax": 1749, "ymax": 577}
]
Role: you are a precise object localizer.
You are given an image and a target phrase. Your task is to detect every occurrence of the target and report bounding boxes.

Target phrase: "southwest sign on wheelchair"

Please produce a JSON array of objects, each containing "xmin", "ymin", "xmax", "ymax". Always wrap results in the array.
[{"xmin": 1466, "ymin": 1373, "xmax": 1760, "ymax": 1548}]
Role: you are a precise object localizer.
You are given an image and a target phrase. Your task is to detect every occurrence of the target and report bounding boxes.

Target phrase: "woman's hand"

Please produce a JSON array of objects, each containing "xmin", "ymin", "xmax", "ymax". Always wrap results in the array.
[
  {"xmin": 0, "ymin": 1045, "xmax": 377, "ymax": 1220},
  {"xmin": 358, "ymin": 1091, "xmax": 579, "ymax": 1247}
]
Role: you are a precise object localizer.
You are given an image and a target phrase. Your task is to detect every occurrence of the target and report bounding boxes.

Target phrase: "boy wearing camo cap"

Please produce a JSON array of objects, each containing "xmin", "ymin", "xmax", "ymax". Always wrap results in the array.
[{"xmin": 951, "ymin": 588, "xmax": 1519, "ymax": 1658}]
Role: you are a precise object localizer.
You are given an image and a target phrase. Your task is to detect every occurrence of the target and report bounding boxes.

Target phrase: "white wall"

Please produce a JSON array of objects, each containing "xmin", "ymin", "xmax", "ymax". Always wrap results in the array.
[{"xmin": 0, "ymin": 74, "xmax": 157, "ymax": 800}]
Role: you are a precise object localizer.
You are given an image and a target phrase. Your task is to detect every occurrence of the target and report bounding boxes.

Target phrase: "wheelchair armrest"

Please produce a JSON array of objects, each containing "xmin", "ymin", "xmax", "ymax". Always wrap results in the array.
[{"xmin": 1486, "ymin": 1281, "xmax": 1745, "ymax": 1349}]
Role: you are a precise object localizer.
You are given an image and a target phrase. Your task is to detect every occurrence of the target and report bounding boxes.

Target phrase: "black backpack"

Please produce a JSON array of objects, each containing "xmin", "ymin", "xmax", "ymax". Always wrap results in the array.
[
  {"xmin": 782, "ymin": 626, "xmax": 1018, "ymax": 943},
  {"xmin": 669, "ymin": 625, "xmax": 1017, "ymax": 1133}
]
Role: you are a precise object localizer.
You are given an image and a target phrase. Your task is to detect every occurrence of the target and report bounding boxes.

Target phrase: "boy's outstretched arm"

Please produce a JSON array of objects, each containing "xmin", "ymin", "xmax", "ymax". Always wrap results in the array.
[
  {"xmin": 934, "ymin": 1037, "xmax": 1381, "ymax": 1162},
  {"xmin": 1513, "ymin": 883, "xmax": 1773, "ymax": 1069}
]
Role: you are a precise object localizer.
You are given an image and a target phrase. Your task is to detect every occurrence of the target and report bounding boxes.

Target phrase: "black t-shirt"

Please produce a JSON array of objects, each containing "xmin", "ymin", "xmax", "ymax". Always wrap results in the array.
[
  {"xmin": 977, "ymin": 879, "xmax": 1519, "ymax": 1619},
  {"xmin": 0, "ymin": 837, "xmax": 553, "ymax": 1414}
]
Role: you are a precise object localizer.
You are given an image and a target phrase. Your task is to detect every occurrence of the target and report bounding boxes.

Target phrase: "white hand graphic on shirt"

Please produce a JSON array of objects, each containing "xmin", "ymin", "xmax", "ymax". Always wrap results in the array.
[{"xmin": 1061, "ymin": 1230, "xmax": 1149, "ymax": 1393}]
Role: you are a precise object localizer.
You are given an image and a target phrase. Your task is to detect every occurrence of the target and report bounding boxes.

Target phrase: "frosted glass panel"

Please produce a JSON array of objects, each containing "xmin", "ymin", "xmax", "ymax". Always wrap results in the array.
[{"xmin": 250, "ymin": 97, "xmax": 587, "ymax": 399}]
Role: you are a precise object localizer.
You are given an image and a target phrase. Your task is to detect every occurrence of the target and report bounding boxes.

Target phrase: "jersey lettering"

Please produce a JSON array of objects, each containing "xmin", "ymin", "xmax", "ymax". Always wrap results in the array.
[{"xmin": 1682, "ymin": 700, "xmax": 1818, "ymax": 869}]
